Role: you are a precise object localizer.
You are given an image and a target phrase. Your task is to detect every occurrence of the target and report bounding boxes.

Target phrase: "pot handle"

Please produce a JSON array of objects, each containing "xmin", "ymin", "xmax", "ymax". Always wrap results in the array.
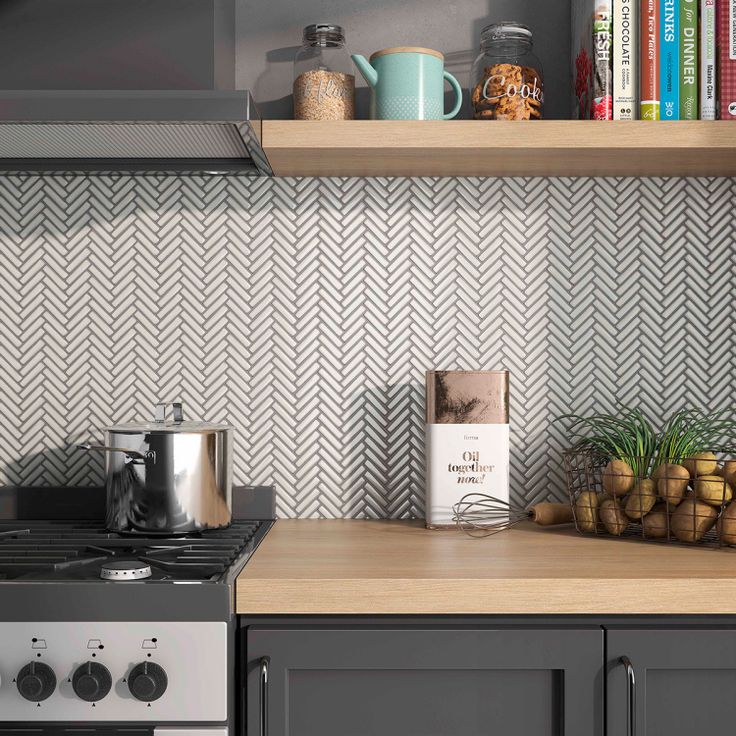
[
  {"xmin": 154, "ymin": 402, "xmax": 183, "ymax": 424},
  {"xmin": 77, "ymin": 444, "xmax": 154, "ymax": 462}
]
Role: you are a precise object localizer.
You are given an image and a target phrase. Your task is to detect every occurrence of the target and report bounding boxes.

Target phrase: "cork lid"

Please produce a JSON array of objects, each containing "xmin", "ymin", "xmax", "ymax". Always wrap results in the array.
[
  {"xmin": 425, "ymin": 370, "xmax": 509, "ymax": 424},
  {"xmin": 369, "ymin": 46, "xmax": 444, "ymax": 61}
]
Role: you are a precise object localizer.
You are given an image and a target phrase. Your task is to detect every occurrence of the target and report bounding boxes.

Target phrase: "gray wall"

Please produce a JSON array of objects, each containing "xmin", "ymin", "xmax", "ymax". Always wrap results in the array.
[
  {"xmin": 0, "ymin": 0, "xmax": 235, "ymax": 89},
  {"xmin": 236, "ymin": 0, "xmax": 571, "ymax": 119},
  {"xmin": 0, "ymin": 175, "xmax": 732, "ymax": 518},
  {"xmin": 0, "ymin": 0, "xmax": 571, "ymax": 117}
]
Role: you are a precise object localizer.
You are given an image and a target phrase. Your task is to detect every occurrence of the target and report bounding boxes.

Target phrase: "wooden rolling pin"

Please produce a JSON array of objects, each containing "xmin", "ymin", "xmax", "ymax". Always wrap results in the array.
[{"xmin": 528, "ymin": 502, "xmax": 575, "ymax": 526}]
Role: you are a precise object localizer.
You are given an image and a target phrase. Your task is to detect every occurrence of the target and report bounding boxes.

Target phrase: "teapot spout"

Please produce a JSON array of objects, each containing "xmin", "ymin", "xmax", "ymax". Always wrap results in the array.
[{"xmin": 351, "ymin": 54, "xmax": 378, "ymax": 87}]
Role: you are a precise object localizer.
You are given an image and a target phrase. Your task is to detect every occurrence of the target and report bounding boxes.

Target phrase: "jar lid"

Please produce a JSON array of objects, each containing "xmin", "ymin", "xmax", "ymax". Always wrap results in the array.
[
  {"xmin": 303, "ymin": 23, "xmax": 345, "ymax": 46},
  {"xmin": 480, "ymin": 21, "xmax": 532, "ymax": 43}
]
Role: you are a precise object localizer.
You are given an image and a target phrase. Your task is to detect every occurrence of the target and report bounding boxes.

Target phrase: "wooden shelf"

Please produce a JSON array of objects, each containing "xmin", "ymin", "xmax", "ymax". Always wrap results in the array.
[{"xmin": 261, "ymin": 120, "xmax": 736, "ymax": 177}]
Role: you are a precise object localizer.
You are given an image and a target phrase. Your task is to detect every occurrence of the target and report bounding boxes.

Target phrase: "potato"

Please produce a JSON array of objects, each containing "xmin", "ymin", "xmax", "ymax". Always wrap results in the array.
[
  {"xmin": 651, "ymin": 464, "xmax": 667, "ymax": 482},
  {"xmin": 599, "ymin": 497, "xmax": 628, "ymax": 536},
  {"xmin": 723, "ymin": 460, "xmax": 736, "ymax": 487},
  {"xmin": 683, "ymin": 451, "xmax": 718, "ymax": 477},
  {"xmin": 642, "ymin": 503, "xmax": 670, "ymax": 539},
  {"xmin": 670, "ymin": 498, "xmax": 718, "ymax": 542},
  {"xmin": 695, "ymin": 475, "xmax": 733, "ymax": 506},
  {"xmin": 575, "ymin": 490, "xmax": 601, "ymax": 533},
  {"xmin": 717, "ymin": 502, "xmax": 736, "ymax": 545},
  {"xmin": 656, "ymin": 463, "xmax": 690, "ymax": 506},
  {"xmin": 601, "ymin": 459, "xmax": 635, "ymax": 497},
  {"xmin": 624, "ymin": 479, "xmax": 657, "ymax": 519}
]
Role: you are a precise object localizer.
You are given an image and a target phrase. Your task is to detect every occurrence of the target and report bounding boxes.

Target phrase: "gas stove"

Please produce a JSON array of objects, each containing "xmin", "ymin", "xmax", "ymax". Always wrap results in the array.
[
  {"xmin": 0, "ymin": 519, "xmax": 265, "ymax": 582},
  {"xmin": 0, "ymin": 485, "xmax": 274, "ymax": 736}
]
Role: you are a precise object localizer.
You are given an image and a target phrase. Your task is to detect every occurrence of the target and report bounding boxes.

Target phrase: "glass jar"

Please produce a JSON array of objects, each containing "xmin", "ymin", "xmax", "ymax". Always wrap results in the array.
[
  {"xmin": 293, "ymin": 24, "xmax": 355, "ymax": 120},
  {"xmin": 470, "ymin": 22, "xmax": 544, "ymax": 120}
]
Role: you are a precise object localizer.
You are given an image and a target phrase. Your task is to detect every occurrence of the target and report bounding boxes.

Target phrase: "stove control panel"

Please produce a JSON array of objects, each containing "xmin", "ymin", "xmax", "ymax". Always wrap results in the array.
[{"xmin": 0, "ymin": 622, "xmax": 226, "ymax": 721}]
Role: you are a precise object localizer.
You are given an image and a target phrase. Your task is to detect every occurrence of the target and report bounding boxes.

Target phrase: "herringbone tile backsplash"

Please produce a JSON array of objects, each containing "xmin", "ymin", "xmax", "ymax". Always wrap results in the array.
[{"xmin": 1, "ymin": 176, "xmax": 734, "ymax": 517}]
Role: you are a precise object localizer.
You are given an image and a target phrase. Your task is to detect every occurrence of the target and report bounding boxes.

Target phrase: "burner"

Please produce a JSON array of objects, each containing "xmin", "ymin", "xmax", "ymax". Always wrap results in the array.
[{"xmin": 100, "ymin": 560, "xmax": 152, "ymax": 581}]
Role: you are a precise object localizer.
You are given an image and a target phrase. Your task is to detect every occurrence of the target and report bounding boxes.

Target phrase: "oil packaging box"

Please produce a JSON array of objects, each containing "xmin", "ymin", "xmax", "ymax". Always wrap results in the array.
[{"xmin": 425, "ymin": 371, "xmax": 510, "ymax": 528}]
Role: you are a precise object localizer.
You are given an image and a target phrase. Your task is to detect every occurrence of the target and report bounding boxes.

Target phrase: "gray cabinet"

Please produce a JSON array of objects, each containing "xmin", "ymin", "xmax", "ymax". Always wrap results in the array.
[
  {"xmin": 246, "ymin": 627, "xmax": 603, "ymax": 736},
  {"xmin": 607, "ymin": 629, "xmax": 736, "ymax": 736}
]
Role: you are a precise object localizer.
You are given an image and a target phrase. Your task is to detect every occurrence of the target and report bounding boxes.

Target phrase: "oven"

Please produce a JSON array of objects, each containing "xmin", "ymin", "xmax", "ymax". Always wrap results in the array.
[{"xmin": 0, "ymin": 485, "xmax": 273, "ymax": 736}]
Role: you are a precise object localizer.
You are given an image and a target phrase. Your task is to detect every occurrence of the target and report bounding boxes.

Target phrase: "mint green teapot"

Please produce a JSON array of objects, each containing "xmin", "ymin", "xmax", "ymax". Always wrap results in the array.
[{"xmin": 351, "ymin": 46, "xmax": 462, "ymax": 120}]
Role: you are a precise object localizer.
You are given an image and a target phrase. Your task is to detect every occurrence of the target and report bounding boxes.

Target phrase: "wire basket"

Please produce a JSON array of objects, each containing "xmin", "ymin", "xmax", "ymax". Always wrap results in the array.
[{"xmin": 563, "ymin": 449, "xmax": 736, "ymax": 548}]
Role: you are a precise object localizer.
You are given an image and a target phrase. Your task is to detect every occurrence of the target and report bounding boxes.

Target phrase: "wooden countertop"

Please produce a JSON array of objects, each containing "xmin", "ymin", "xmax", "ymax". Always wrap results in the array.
[{"xmin": 236, "ymin": 519, "xmax": 736, "ymax": 615}]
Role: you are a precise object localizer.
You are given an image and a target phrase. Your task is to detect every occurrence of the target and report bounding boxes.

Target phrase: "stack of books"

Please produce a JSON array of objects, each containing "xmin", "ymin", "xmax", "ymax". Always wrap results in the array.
[{"xmin": 572, "ymin": 0, "xmax": 736, "ymax": 119}]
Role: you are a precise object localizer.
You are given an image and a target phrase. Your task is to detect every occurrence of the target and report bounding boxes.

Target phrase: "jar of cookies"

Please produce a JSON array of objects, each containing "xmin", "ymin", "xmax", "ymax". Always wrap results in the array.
[
  {"xmin": 293, "ymin": 24, "xmax": 355, "ymax": 120},
  {"xmin": 471, "ymin": 22, "xmax": 543, "ymax": 120}
]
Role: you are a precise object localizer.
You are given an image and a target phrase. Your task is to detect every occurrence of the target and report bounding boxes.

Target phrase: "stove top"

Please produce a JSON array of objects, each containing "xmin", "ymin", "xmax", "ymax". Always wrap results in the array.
[{"xmin": 0, "ymin": 519, "xmax": 265, "ymax": 583}]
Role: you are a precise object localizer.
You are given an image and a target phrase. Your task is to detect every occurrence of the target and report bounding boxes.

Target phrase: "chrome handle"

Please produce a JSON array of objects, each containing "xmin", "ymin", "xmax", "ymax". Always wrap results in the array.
[
  {"xmin": 154, "ymin": 402, "xmax": 183, "ymax": 424},
  {"xmin": 620, "ymin": 656, "xmax": 636, "ymax": 736},
  {"xmin": 259, "ymin": 657, "xmax": 270, "ymax": 736},
  {"xmin": 77, "ymin": 444, "xmax": 155, "ymax": 462}
]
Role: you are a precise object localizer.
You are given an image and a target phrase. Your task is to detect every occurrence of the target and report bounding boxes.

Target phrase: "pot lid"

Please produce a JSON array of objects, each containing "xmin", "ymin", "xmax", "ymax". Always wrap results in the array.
[
  {"xmin": 104, "ymin": 420, "xmax": 231, "ymax": 433},
  {"xmin": 104, "ymin": 401, "xmax": 232, "ymax": 434}
]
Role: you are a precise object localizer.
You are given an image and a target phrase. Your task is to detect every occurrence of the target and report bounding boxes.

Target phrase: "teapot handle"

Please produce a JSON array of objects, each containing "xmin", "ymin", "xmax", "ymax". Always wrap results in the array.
[{"xmin": 442, "ymin": 71, "xmax": 463, "ymax": 120}]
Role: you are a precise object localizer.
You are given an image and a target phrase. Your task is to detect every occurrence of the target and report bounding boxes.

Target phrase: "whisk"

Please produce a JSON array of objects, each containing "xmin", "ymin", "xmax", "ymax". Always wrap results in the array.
[{"xmin": 452, "ymin": 493, "xmax": 575, "ymax": 538}]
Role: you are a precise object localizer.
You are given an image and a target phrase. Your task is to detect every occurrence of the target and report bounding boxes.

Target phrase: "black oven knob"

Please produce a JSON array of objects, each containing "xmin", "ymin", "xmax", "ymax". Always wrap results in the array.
[
  {"xmin": 128, "ymin": 662, "xmax": 168, "ymax": 701},
  {"xmin": 72, "ymin": 661, "xmax": 112, "ymax": 702},
  {"xmin": 17, "ymin": 661, "xmax": 56, "ymax": 701}
]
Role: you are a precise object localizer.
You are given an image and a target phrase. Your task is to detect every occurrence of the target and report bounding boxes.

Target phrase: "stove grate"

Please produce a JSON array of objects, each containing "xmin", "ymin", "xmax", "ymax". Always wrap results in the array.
[{"xmin": 0, "ymin": 520, "xmax": 263, "ymax": 581}]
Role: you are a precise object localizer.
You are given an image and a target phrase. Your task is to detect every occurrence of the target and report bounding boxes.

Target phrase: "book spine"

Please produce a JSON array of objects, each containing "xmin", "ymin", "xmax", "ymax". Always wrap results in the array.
[
  {"xmin": 660, "ymin": 0, "xmax": 680, "ymax": 118},
  {"xmin": 572, "ymin": 0, "xmax": 595, "ymax": 118},
  {"xmin": 679, "ymin": 0, "xmax": 698, "ymax": 117},
  {"xmin": 592, "ymin": 3, "xmax": 614, "ymax": 118},
  {"xmin": 701, "ymin": 0, "xmax": 717, "ymax": 119},
  {"xmin": 614, "ymin": 0, "xmax": 639, "ymax": 118},
  {"xmin": 717, "ymin": 0, "xmax": 736, "ymax": 118},
  {"xmin": 641, "ymin": 0, "xmax": 661, "ymax": 118}
]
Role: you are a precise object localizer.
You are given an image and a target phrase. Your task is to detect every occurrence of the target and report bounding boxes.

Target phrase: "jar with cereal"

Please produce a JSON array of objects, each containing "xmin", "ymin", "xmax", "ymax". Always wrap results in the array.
[
  {"xmin": 293, "ymin": 24, "xmax": 355, "ymax": 120},
  {"xmin": 471, "ymin": 22, "xmax": 543, "ymax": 120}
]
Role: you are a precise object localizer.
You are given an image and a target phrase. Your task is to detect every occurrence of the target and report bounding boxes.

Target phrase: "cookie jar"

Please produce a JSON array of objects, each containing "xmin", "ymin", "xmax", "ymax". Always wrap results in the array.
[{"xmin": 470, "ymin": 22, "xmax": 544, "ymax": 120}]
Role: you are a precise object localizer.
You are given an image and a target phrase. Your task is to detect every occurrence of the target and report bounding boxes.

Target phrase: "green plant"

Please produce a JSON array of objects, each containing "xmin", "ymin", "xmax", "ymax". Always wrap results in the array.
[
  {"xmin": 654, "ymin": 409, "xmax": 736, "ymax": 466},
  {"xmin": 560, "ymin": 408, "xmax": 657, "ymax": 476},
  {"xmin": 559, "ymin": 407, "xmax": 736, "ymax": 477}
]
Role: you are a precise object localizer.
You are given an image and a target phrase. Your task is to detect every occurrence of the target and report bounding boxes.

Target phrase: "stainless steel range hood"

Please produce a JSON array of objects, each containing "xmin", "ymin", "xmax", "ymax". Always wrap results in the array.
[{"xmin": 0, "ymin": 90, "xmax": 272, "ymax": 175}]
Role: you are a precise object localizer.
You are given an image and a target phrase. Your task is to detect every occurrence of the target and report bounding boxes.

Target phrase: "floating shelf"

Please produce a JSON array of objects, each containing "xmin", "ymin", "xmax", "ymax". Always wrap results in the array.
[{"xmin": 261, "ymin": 120, "xmax": 736, "ymax": 177}]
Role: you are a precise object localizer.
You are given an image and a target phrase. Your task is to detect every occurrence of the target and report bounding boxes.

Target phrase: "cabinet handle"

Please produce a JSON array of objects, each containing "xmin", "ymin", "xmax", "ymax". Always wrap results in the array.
[
  {"xmin": 259, "ymin": 657, "xmax": 270, "ymax": 736},
  {"xmin": 620, "ymin": 656, "xmax": 636, "ymax": 736}
]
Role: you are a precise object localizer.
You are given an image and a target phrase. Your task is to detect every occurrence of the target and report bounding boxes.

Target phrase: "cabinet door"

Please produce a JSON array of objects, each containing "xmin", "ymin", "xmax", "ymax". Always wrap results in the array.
[
  {"xmin": 246, "ymin": 628, "xmax": 602, "ymax": 736},
  {"xmin": 607, "ymin": 629, "xmax": 736, "ymax": 736}
]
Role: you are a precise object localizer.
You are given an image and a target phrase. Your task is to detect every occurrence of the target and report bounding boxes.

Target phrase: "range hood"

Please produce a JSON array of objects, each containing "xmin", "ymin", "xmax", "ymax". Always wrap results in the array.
[{"xmin": 0, "ymin": 90, "xmax": 272, "ymax": 175}]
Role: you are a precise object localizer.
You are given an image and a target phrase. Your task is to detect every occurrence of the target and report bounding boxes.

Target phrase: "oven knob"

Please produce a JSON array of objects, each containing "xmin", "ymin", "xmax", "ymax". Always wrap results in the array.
[
  {"xmin": 17, "ymin": 662, "xmax": 56, "ymax": 701},
  {"xmin": 72, "ymin": 661, "xmax": 112, "ymax": 702},
  {"xmin": 128, "ymin": 662, "xmax": 168, "ymax": 701}
]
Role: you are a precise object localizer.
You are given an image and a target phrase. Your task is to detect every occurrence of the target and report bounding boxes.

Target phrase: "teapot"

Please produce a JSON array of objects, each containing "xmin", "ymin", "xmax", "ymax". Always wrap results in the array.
[{"xmin": 352, "ymin": 47, "xmax": 462, "ymax": 120}]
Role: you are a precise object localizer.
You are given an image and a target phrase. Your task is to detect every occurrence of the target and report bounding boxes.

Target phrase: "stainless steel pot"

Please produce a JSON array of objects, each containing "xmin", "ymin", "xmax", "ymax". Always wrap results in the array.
[{"xmin": 79, "ymin": 402, "xmax": 233, "ymax": 534}]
